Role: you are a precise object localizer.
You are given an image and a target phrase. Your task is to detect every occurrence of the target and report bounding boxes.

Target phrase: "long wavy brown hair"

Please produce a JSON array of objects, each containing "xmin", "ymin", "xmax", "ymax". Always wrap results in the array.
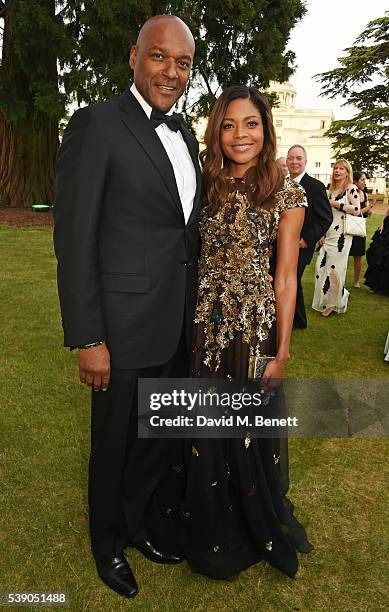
[{"xmin": 200, "ymin": 85, "xmax": 283, "ymax": 212}]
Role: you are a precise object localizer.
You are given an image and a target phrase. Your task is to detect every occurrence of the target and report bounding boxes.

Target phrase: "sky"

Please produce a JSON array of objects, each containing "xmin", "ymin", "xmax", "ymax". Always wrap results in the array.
[{"xmin": 286, "ymin": 0, "xmax": 387, "ymax": 118}]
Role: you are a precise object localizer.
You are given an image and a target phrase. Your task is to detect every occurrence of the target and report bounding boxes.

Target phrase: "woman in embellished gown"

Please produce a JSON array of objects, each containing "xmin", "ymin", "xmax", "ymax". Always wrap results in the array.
[
  {"xmin": 180, "ymin": 85, "xmax": 313, "ymax": 580},
  {"xmin": 312, "ymin": 160, "xmax": 361, "ymax": 317}
]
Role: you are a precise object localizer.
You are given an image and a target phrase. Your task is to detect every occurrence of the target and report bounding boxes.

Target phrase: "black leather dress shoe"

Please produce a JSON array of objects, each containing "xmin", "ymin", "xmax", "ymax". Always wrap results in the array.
[
  {"xmin": 132, "ymin": 539, "xmax": 183, "ymax": 564},
  {"xmin": 94, "ymin": 554, "xmax": 138, "ymax": 598}
]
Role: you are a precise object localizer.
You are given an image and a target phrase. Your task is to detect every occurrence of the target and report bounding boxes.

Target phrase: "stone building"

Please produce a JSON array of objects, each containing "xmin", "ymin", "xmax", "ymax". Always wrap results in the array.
[
  {"xmin": 195, "ymin": 81, "xmax": 386, "ymax": 193},
  {"xmin": 269, "ymin": 81, "xmax": 385, "ymax": 193},
  {"xmin": 268, "ymin": 81, "xmax": 335, "ymax": 185}
]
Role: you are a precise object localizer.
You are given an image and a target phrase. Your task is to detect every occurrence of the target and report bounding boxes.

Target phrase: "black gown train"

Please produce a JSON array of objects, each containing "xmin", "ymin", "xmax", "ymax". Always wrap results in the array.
[{"xmin": 364, "ymin": 216, "xmax": 389, "ymax": 295}]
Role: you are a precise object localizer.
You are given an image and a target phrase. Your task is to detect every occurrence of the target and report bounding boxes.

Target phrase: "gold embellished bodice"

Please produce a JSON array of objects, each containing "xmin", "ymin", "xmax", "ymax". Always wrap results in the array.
[{"xmin": 194, "ymin": 177, "xmax": 307, "ymax": 372}]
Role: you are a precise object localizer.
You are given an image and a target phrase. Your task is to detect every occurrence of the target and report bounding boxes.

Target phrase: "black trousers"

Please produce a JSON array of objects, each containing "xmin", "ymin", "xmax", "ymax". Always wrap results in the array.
[
  {"xmin": 293, "ymin": 248, "xmax": 313, "ymax": 329},
  {"xmin": 89, "ymin": 329, "xmax": 188, "ymax": 557}
]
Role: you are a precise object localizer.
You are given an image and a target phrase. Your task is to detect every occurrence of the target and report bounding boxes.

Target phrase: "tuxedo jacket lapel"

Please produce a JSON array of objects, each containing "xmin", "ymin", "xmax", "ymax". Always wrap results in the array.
[{"xmin": 119, "ymin": 91, "xmax": 183, "ymax": 219}]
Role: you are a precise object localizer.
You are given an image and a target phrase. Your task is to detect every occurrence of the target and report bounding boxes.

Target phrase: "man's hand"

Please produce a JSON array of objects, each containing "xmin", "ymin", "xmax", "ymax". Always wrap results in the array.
[
  {"xmin": 79, "ymin": 342, "xmax": 111, "ymax": 392},
  {"xmin": 299, "ymin": 238, "xmax": 308, "ymax": 249}
]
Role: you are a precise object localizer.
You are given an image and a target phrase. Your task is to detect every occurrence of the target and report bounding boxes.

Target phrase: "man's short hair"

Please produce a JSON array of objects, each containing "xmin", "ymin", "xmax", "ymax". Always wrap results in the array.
[{"xmin": 287, "ymin": 144, "xmax": 307, "ymax": 159}]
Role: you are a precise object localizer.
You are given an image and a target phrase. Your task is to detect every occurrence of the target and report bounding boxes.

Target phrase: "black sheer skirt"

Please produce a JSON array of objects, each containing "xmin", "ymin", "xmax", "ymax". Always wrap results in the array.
[{"xmin": 176, "ymin": 323, "xmax": 313, "ymax": 580}]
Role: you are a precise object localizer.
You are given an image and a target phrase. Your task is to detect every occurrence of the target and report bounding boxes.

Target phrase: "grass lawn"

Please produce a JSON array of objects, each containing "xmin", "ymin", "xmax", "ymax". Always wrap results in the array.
[{"xmin": 0, "ymin": 214, "xmax": 388, "ymax": 611}]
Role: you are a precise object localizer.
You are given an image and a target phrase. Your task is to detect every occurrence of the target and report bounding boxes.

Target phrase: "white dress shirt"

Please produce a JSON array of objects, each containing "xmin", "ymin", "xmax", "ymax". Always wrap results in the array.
[
  {"xmin": 293, "ymin": 171, "xmax": 306, "ymax": 184},
  {"xmin": 130, "ymin": 83, "xmax": 196, "ymax": 224}
]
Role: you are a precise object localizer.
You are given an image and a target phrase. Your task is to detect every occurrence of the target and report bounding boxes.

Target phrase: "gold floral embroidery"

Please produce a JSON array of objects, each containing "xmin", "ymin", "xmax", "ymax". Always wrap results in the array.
[{"xmin": 195, "ymin": 178, "xmax": 306, "ymax": 371}]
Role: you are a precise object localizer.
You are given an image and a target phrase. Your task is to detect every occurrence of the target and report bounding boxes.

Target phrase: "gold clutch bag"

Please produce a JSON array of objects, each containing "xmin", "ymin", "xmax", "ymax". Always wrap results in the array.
[{"xmin": 248, "ymin": 355, "xmax": 275, "ymax": 380}]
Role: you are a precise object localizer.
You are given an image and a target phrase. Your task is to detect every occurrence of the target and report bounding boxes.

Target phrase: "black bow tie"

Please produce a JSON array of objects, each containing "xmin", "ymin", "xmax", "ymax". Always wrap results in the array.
[{"xmin": 150, "ymin": 109, "xmax": 183, "ymax": 132}]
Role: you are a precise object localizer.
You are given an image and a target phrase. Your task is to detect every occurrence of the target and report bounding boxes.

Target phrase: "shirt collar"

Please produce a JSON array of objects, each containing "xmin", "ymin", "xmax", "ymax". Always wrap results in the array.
[
  {"xmin": 292, "ymin": 171, "xmax": 306, "ymax": 184},
  {"xmin": 130, "ymin": 83, "xmax": 174, "ymax": 119}
]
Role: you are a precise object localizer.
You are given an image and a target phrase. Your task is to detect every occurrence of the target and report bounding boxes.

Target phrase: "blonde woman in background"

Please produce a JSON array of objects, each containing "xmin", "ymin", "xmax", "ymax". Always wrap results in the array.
[{"xmin": 312, "ymin": 160, "xmax": 361, "ymax": 316}]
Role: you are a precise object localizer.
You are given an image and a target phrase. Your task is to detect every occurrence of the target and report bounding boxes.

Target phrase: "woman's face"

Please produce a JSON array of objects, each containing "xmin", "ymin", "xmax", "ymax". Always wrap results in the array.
[
  {"xmin": 220, "ymin": 98, "xmax": 264, "ymax": 175},
  {"xmin": 356, "ymin": 174, "xmax": 366, "ymax": 190},
  {"xmin": 333, "ymin": 163, "xmax": 349, "ymax": 183}
]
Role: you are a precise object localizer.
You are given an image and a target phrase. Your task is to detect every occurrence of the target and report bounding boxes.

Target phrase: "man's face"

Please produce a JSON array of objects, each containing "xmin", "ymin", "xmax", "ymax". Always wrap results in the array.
[
  {"xmin": 129, "ymin": 20, "xmax": 194, "ymax": 112},
  {"xmin": 286, "ymin": 147, "xmax": 307, "ymax": 178}
]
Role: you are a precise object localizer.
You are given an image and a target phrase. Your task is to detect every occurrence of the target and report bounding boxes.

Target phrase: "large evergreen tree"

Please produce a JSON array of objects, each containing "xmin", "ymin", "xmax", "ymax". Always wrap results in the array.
[
  {"xmin": 316, "ymin": 14, "xmax": 389, "ymax": 174},
  {"xmin": 0, "ymin": 0, "xmax": 306, "ymax": 207},
  {"xmin": 63, "ymin": 0, "xmax": 306, "ymax": 119},
  {"xmin": 0, "ymin": 1, "xmax": 71, "ymax": 207}
]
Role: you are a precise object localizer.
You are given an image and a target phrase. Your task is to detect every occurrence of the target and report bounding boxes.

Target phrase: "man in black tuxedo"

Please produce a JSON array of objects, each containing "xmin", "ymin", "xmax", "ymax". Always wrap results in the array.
[
  {"xmin": 286, "ymin": 145, "xmax": 332, "ymax": 328},
  {"xmin": 54, "ymin": 15, "xmax": 201, "ymax": 598}
]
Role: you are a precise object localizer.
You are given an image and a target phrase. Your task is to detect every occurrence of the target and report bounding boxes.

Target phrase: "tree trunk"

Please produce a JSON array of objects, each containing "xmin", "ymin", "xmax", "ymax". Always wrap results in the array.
[
  {"xmin": 0, "ymin": 109, "xmax": 58, "ymax": 207},
  {"xmin": 0, "ymin": 0, "xmax": 59, "ymax": 207}
]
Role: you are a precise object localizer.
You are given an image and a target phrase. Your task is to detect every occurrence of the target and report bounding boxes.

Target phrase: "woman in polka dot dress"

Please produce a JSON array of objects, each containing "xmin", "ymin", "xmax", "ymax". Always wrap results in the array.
[{"xmin": 312, "ymin": 160, "xmax": 361, "ymax": 316}]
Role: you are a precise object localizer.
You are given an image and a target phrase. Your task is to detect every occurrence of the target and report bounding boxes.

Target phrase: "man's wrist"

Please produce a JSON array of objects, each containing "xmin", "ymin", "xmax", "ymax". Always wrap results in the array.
[{"xmin": 78, "ymin": 340, "xmax": 105, "ymax": 350}]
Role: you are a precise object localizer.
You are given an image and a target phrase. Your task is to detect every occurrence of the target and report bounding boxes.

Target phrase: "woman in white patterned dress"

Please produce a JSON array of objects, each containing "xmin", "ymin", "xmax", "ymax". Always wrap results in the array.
[{"xmin": 312, "ymin": 159, "xmax": 361, "ymax": 316}]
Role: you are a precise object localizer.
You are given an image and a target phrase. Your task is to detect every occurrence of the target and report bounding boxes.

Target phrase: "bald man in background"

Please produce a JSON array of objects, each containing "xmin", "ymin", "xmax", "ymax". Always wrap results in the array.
[
  {"xmin": 54, "ymin": 16, "xmax": 201, "ymax": 597},
  {"xmin": 286, "ymin": 145, "xmax": 332, "ymax": 328}
]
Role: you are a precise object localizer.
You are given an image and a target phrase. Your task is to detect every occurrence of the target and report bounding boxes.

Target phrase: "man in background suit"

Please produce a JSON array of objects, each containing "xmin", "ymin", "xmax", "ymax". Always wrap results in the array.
[
  {"xmin": 54, "ymin": 15, "xmax": 201, "ymax": 598},
  {"xmin": 286, "ymin": 145, "xmax": 332, "ymax": 328}
]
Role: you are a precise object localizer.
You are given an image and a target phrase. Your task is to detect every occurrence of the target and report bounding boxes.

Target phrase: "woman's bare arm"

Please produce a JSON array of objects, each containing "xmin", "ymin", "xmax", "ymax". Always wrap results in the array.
[{"xmin": 264, "ymin": 206, "xmax": 305, "ymax": 380}]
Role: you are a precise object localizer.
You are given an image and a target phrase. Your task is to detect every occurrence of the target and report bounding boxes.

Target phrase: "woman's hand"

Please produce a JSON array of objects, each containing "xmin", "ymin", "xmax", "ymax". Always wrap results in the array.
[
  {"xmin": 261, "ymin": 357, "xmax": 287, "ymax": 394},
  {"xmin": 319, "ymin": 236, "xmax": 326, "ymax": 246},
  {"xmin": 329, "ymin": 199, "xmax": 338, "ymax": 208},
  {"xmin": 263, "ymin": 357, "xmax": 287, "ymax": 379}
]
